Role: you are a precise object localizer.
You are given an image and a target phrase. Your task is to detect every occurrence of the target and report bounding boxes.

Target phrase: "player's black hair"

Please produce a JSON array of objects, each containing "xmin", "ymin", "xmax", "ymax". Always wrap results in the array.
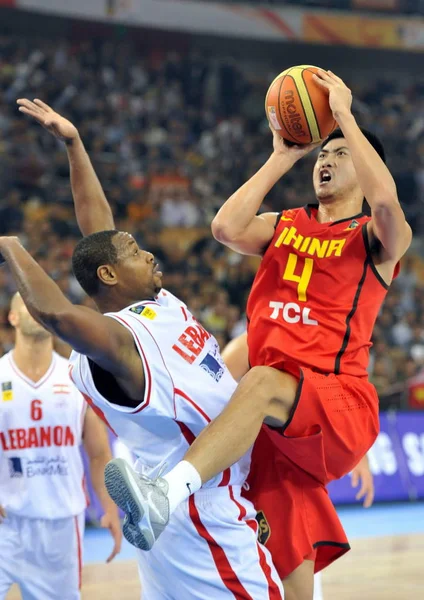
[
  {"xmin": 321, "ymin": 127, "xmax": 386, "ymax": 164},
  {"xmin": 72, "ymin": 230, "xmax": 119, "ymax": 297}
]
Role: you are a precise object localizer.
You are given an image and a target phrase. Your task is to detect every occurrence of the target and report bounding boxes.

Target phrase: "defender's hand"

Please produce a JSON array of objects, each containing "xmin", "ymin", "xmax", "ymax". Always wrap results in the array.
[
  {"xmin": 351, "ymin": 455, "xmax": 374, "ymax": 508},
  {"xmin": 312, "ymin": 70, "xmax": 352, "ymax": 122},
  {"xmin": 17, "ymin": 99, "xmax": 79, "ymax": 144},
  {"xmin": 100, "ymin": 512, "xmax": 123, "ymax": 563}
]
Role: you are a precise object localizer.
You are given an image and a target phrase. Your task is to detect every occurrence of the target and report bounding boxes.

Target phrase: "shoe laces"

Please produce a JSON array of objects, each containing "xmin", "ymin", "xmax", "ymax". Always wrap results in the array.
[{"xmin": 137, "ymin": 462, "xmax": 168, "ymax": 489}]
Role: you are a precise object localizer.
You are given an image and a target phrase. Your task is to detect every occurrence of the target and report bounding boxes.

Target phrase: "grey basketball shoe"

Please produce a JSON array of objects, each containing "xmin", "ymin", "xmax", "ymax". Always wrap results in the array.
[{"xmin": 104, "ymin": 458, "xmax": 170, "ymax": 551}]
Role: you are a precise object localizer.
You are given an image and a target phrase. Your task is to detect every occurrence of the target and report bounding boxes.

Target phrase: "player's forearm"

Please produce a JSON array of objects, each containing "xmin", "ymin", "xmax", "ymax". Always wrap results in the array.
[
  {"xmin": 89, "ymin": 454, "xmax": 119, "ymax": 517},
  {"xmin": 336, "ymin": 112, "xmax": 398, "ymax": 210},
  {"xmin": 212, "ymin": 153, "xmax": 293, "ymax": 240},
  {"xmin": 65, "ymin": 135, "xmax": 115, "ymax": 236},
  {"xmin": 0, "ymin": 237, "xmax": 73, "ymax": 332}
]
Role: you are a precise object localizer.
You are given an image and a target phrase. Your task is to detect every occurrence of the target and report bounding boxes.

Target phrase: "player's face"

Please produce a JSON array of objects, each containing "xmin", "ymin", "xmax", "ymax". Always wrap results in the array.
[
  {"xmin": 10, "ymin": 299, "xmax": 51, "ymax": 339},
  {"xmin": 313, "ymin": 138, "xmax": 360, "ymax": 201},
  {"xmin": 113, "ymin": 232, "xmax": 163, "ymax": 299}
]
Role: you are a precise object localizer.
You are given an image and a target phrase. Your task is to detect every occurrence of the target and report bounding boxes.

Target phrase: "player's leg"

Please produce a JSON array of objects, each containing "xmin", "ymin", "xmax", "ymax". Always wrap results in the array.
[
  {"xmin": 283, "ymin": 560, "xmax": 315, "ymax": 600},
  {"xmin": 19, "ymin": 514, "xmax": 83, "ymax": 600},
  {"xmin": 183, "ymin": 366, "xmax": 298, "ymax": 484}
]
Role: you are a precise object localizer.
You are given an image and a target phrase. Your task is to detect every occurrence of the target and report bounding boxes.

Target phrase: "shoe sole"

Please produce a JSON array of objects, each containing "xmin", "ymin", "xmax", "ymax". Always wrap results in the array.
[{"xmin": 104, "ymin": 458, "xmax": 155, "ymax": 551}]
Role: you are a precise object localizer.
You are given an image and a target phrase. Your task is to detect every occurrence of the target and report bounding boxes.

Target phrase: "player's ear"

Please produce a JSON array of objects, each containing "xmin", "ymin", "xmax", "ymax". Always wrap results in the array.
[
  {"xmin": 97, "ymin": 264, "xmax": 118, "ymax": 287},
  {"xmin": 8, "ymin": 310, "xmax": 18, "ymax": 329}
]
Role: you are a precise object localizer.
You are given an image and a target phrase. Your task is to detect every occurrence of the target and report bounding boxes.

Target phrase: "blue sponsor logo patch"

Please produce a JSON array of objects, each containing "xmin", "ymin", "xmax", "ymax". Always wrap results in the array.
[
  {"xmin": 200, "ymin": 353, "xmax": 224, "ymax": 382},
  {"xmin": 8, "ymin": 457, "xmax": 23, "ymax": 478}
]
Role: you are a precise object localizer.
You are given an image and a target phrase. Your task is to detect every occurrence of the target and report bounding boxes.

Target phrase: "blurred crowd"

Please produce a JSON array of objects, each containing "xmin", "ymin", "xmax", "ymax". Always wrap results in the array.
[{"xmin": 0, "ymin": 32, "xmax": 423, "ymax": 406}]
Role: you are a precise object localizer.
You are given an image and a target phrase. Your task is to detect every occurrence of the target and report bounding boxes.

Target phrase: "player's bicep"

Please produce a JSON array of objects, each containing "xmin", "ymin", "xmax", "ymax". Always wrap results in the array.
[
  {"xmin": 46, "ymin": 306, "xmax": 133, "ymax": 377},
  {"xmin": 221, "ymin": 333, "xmax": 249, "ymax": 382},
  {"xmin": 370, "ymin": 202, "xmax": 412, "ymax": 262},
  {"xmin": 213, "ymin": 213, "xmax": 277, "ymax": 256}
]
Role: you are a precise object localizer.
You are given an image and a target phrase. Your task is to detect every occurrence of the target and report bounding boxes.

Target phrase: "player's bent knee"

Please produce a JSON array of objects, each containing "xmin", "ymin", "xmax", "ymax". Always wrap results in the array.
[{"xmin": 241, "ymin": 365, "xmax": 298, "ymax": 420}]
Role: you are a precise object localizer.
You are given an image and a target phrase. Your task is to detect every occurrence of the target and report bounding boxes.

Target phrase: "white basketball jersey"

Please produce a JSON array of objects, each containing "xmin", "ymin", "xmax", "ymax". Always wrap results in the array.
[
  {"xmin": 69, "ymin": 290, "xmax": 251, "ymax": 487},
  {"xmin": 0, "ymin": 351, "xmax": 87, "ymax": 519}
]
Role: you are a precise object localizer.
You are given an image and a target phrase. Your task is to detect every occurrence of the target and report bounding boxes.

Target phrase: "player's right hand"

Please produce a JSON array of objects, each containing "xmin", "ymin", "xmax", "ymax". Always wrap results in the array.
[
  {"xmin": 269, "ymin": 124, "xmax": 320, "ymax": 163},
  {"xmin": 17, "ymin": 99, "xmax": 78, "ymax": 144},
  {"xmin": 0, "ymin": 505, "xmax": 6, "ymax": 522}
]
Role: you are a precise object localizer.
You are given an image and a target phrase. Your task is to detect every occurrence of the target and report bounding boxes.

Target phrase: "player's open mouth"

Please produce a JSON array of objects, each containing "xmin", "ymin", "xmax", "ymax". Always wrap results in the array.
[
  {"xmin": 319, "ymin": 169, "xmax": 332, "ymax": 185},
  {"xmin": 153, "ymin": 263, "xmax": 163, "ymax": 277}
]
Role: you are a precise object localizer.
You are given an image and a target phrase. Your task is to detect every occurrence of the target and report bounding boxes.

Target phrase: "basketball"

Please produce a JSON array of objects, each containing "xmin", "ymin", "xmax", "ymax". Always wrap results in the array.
[{"xmin": 265, "ymin": 65, "xmax": 337, "ymax": 145}]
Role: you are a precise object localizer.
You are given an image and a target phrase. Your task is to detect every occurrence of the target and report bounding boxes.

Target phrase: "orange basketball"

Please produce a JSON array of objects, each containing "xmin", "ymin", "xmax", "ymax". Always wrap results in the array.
[{"xmin": 265, "ymin": 65, "xmax": 337, "ymax": 145}]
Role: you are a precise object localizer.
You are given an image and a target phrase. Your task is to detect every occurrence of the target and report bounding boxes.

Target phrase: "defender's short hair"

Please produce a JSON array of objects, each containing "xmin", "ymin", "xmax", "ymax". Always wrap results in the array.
[
  {"xmin": 72, "ymin": 230, "xmax": 119, "ymax": 297},
  {"xmin": 321, "ymin": 128, "xmax": 386, "ymax": 163}
]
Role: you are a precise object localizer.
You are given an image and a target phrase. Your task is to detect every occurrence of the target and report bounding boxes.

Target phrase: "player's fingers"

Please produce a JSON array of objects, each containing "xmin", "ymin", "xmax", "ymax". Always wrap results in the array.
[
  {"xmin": 327, "ymin": 70, "xmax": 343, "ymax": 82},
  {"xmin": 312, "ymin": 74, "xmax": 330, "ymax": 89},
  {"xmin": 351, "ymin": 471, "xmax": 359, "ymax": 488},
  {"xmin": 17, "ymin": 106, "xmax": 46, "ymax": 123},
  {"xmin": 0, "ymin": 506, "xmax": 6, "ymax": 519},
  {"xmin": 315, "ymin": 69, "xmax": 333, "ymax": 81},
  {"xmin": 355, "ymin": 481, "xmax": 367, "ymax": 500},
  {"xmin": 363, "ymin": 488, "xmax": 374, "ymax": 508},
  {"xmin": 33, "ymin": 98, "xmax": 53, "ymax": 112},
  {"xmin": 105, "ymin": 546, "xmax": 118, "ymax": 563},
  {"xmin": 17, "ymin": 101, "xmax": 45, "ymax": 118}
]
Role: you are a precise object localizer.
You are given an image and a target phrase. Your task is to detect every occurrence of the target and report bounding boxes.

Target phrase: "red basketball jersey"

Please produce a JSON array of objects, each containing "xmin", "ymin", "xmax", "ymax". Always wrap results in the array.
[{"xmin": 247, "ymin": 205, "xmax": 398, "ymax": 378}]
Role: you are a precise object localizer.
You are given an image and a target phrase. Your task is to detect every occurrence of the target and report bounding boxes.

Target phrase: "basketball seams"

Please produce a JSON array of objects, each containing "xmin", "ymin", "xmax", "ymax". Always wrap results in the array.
[
  {"xmin": 291, "ymin": 67, "xmax": 319, "ymax": 143},
  {"xmin": 277, "ymin": 68, "xmax": 299, "ymax": 144},
  {"xmin": 290, "ymin": 69, "xmax": 313, "ymax": 144},
  {"xmin": 302, "ymin": 68, "xmax": 322, "ymax": 140}
]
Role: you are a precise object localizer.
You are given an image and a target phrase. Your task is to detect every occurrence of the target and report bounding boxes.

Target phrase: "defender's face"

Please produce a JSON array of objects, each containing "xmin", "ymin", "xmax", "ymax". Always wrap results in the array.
[
  {"xmin": 313, "ymin": 138, "xmax": 359, "ymax": 201},
  {"xmin": 114, "ymin": 233, "xmax": 163, "ymax": 298},
  {"xmin": 10, "ymin": 300, "xmax": 51, "ymax": 339}
]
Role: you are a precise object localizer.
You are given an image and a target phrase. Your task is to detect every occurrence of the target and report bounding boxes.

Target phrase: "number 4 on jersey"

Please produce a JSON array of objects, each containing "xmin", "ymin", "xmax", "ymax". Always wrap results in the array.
[{"xmin": 282, "ymin": 253, "xmax": 314, "ymax": 302}]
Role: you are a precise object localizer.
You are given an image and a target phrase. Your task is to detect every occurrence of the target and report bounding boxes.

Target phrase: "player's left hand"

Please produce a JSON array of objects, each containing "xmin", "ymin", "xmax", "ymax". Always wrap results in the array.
[
  {"xmin": 351, "ymin": 455, "xmax": 374, "ymax": 508},
  {"xmin": 312, "ymin": 70, "xmax": 352, "ymax": 122},
  {"xmin": 100, "ymin": 512, "xmax": 123, "ymax": 562}
]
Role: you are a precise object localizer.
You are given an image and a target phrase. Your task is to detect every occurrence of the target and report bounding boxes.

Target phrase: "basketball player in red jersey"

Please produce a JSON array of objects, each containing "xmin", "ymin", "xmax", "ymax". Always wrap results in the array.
[
  {"xmin": 221, "ymin": 331, "xmax": 375, "ymax": 600},
  {"xmin": 117, "ymin": 69, "xmax": 411, "ymax": 600}
]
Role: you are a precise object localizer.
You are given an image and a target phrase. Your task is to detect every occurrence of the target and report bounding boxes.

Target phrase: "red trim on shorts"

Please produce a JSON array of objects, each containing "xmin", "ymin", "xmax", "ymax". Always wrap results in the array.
[
  {"xmin": 176, "ymin": 421, "xmax": 196, "ymax": 445},
  {"xmin": 229, "ymin": 486, "xmax": 247, "ymax": 520},
  {"xmin": 111, "ymin": 315, "xmax": 152, "ymax": 412},
  {"xmin": 218, "ymin": 468, "xmax": 231, "ymax": 487},
  {"xmin": 229, "ymin": 488, "xmax": 282, "ymax": 600},
  {"xmin": 245, "ymin": 518, "xmax": 283, "ymax": 600},
  {"xmin": 174, "ymin": 388, "xmax": 211, "ymax": 423},
  {"xmin": 74, "ymin": 516, "xmax": 82, "ymax": 590},
  {"xmin": 188, "ymin": 496, "xmax": 255, "ymax": 600}
]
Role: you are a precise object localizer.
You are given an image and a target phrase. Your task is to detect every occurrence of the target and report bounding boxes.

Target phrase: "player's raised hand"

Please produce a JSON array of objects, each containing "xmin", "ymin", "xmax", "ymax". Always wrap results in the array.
[
  {"xmin": 270, "ymin": 124, "xmax": 320, "ymax": 163},
  {"xmin": 351, "ymin": 454, "xmax": 374, "ymax": 508},
  {"xmin": 17, "ymin": 99, "xmax": 78, "ymax": 144},
  {"xmin": 100, "ymin": 511, "xmax": 123, "ymax": 563},
  {"xmin": 312, "ymin": 70, "xmax": 352, "ymax": 122}
]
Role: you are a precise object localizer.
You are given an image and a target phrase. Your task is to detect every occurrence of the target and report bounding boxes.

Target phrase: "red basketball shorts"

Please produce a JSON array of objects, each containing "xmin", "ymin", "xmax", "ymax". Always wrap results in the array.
[{"xmin": 243, "ymin": 366, "xmax": 379, "ymax": 579}]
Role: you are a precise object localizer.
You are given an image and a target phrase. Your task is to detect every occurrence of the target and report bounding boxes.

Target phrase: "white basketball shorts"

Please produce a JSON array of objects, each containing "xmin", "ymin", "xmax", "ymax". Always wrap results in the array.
[{"xmin": 0, "ymin": 511, "xmax": 84, "ymax": 600}]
